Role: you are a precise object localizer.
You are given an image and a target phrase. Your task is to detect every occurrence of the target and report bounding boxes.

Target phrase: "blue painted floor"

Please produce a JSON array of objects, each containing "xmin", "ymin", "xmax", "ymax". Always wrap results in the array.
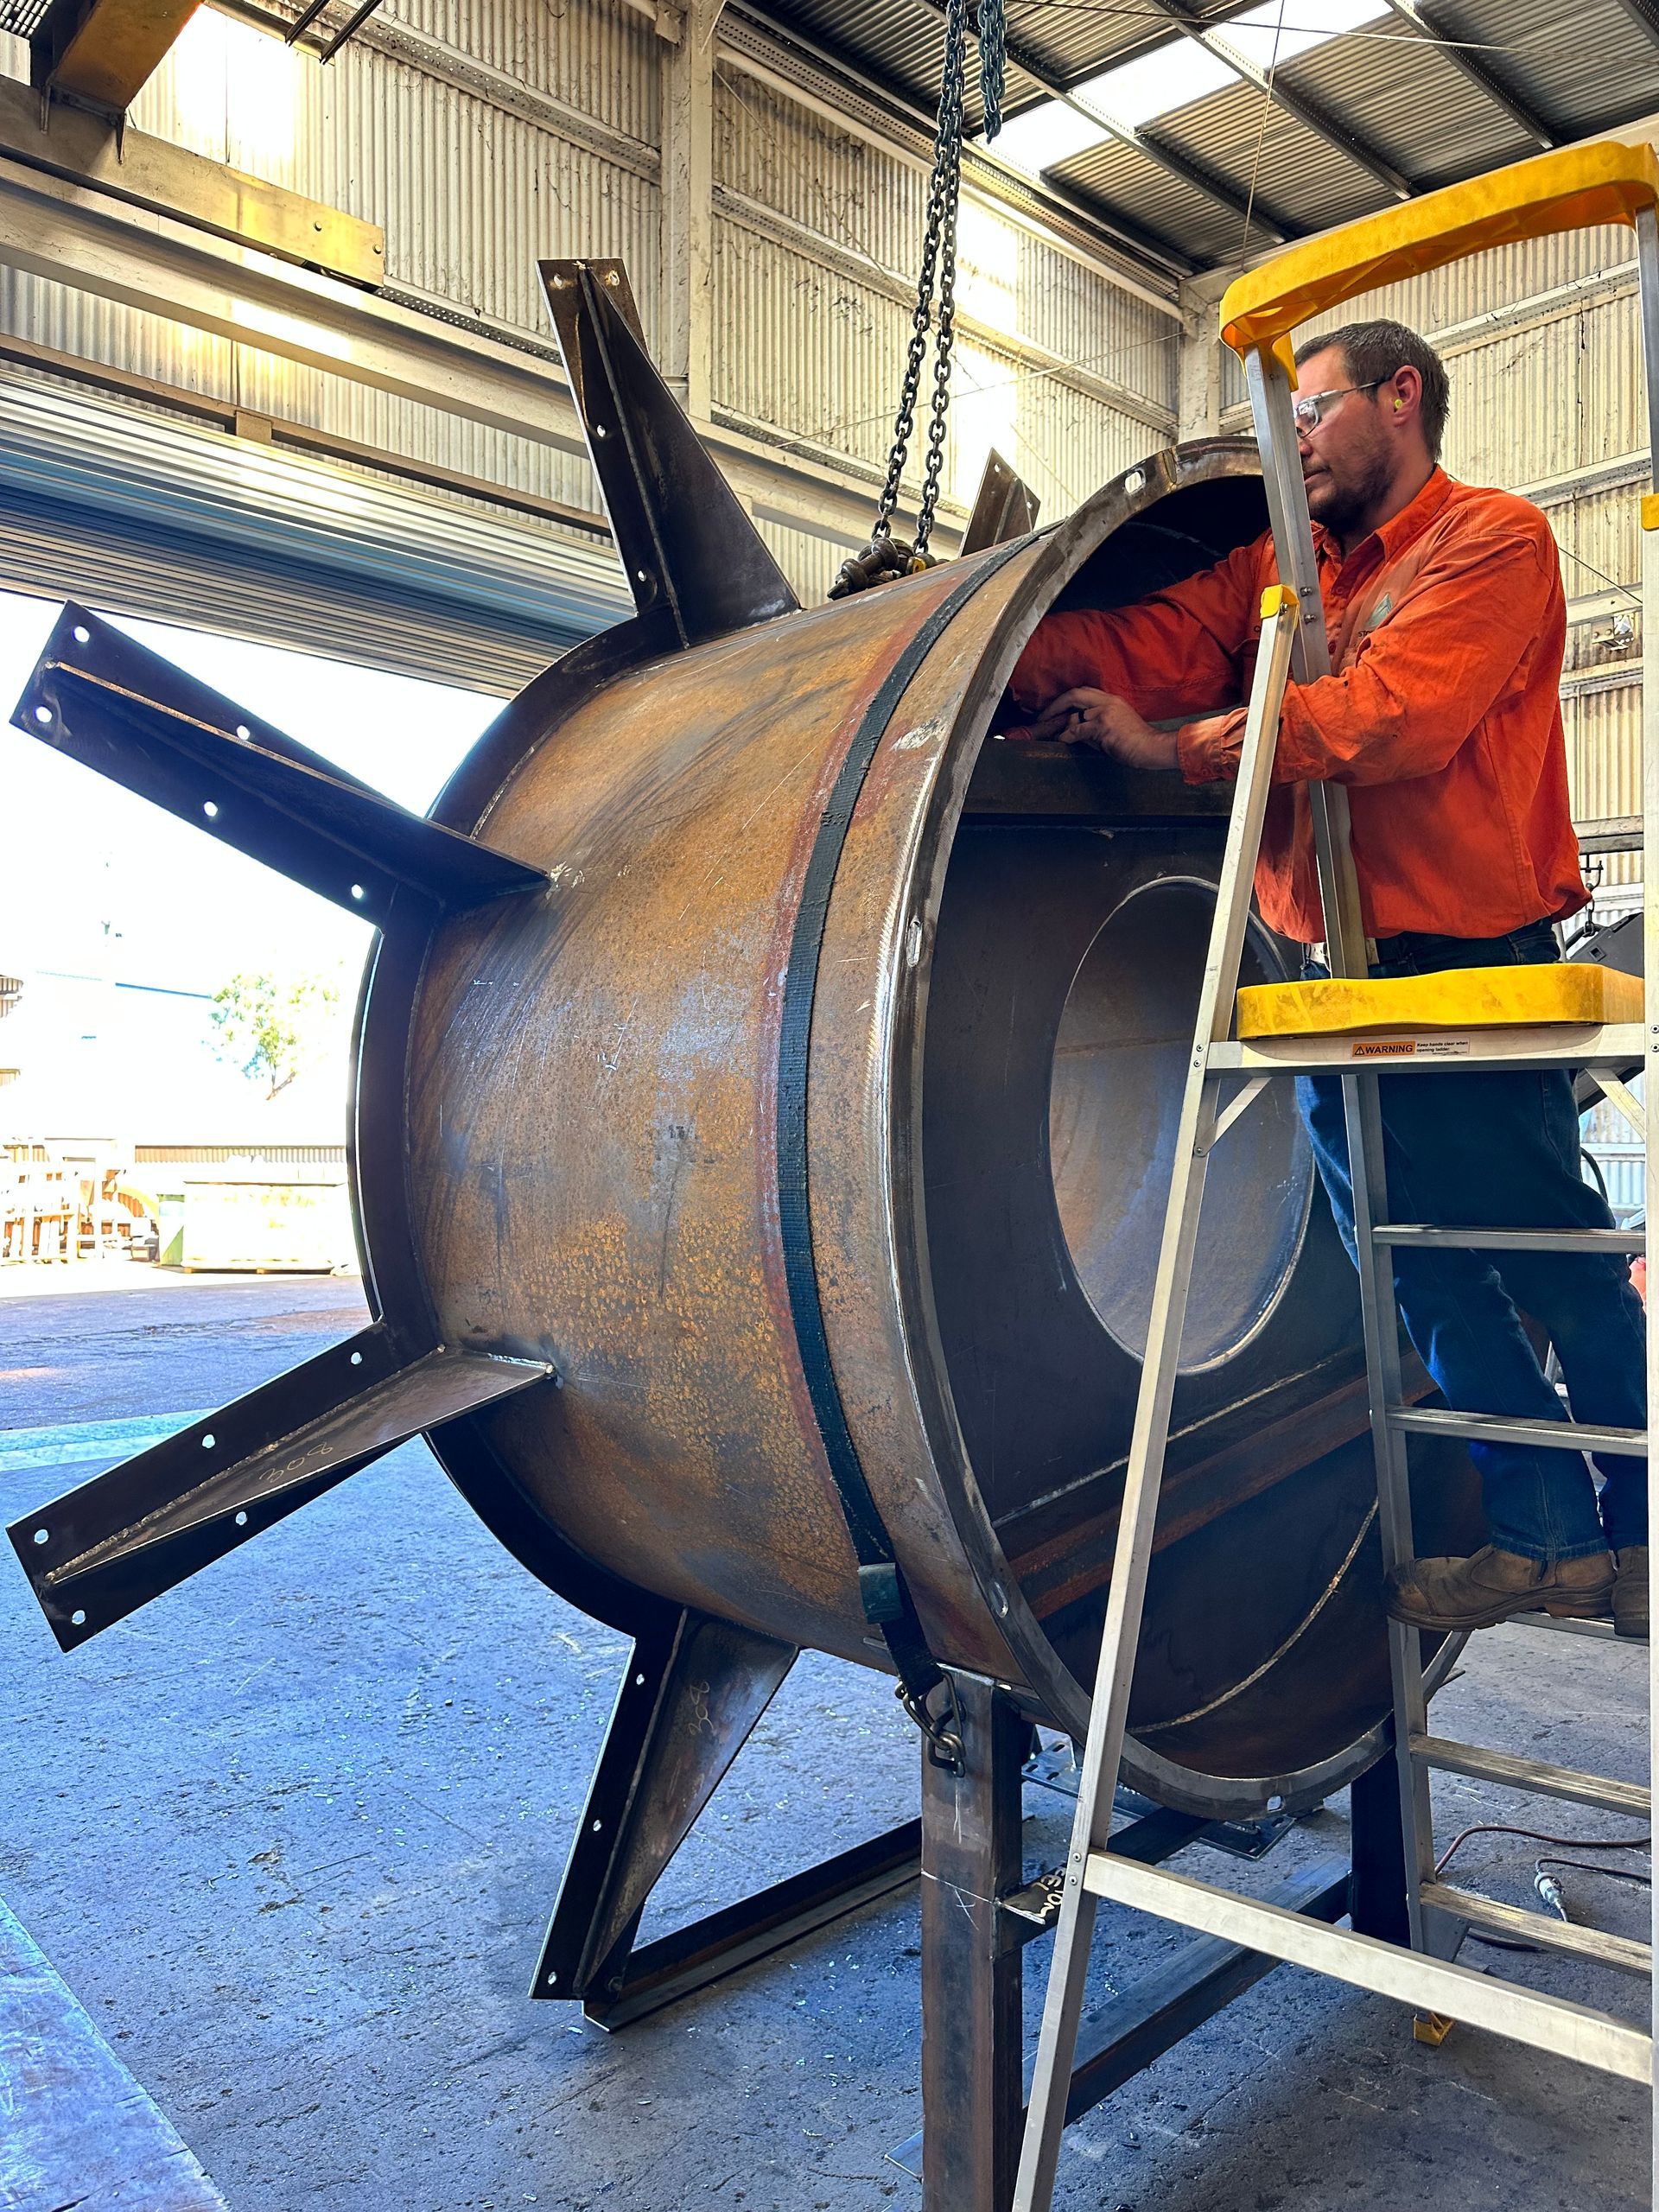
[{"xmin": 0, "ymin": 1270, "xmax": 1648, "ymax": 2211}]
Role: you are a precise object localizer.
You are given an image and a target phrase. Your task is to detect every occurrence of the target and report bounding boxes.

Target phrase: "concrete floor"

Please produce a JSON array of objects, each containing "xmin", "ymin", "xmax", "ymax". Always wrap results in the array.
[{"xmin": 0, "ymin": 1268, "xmax": 1649, "ymax": 2211}]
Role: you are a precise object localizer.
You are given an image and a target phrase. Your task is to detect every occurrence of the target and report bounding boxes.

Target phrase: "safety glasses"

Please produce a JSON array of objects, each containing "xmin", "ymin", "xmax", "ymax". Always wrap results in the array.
[{"xmin": 1291, "ymin": 378, "xmax": 1387, "ymax": 434}]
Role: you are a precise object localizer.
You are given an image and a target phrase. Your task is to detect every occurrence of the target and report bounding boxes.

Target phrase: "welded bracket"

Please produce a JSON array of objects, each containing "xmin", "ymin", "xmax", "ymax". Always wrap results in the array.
[
  {"xmin": 8, "ymin": 1323, "xmax": 554, "ymax": 1648},
  {"xmin": 959, "ymin": 449, "xmax": 1040, "ymax": 556},
  {"xmin": 539, "ymin": 258, "xmax": 799, "ymax": 647},
  {"xmin": 16, "ymin": 605, "xmax": 549, "ymax": 924},
  {"xmin": 532, "ymin": 1607, "xmax": 798, "ymax": 2005}
]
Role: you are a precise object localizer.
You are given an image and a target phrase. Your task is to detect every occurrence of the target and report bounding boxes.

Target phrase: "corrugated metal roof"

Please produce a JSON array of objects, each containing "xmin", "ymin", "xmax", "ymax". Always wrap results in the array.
[
  {"xmin": 1277, "ymin": 16, "xmax": 1535, "ymax": 183},
  {"xmin": 1148, "ymin": 74, "xmax": 1379, "ymax": 242},
  {"xmin": 753, "ymin": 0, "xmax": 1659, "ymax": 270},
  {"xmin": 734, "ymin": 0, "xmax": 1052, "ymax": 131},
  {"xmin": 1046, "ymin": 130, "xmax": 1278, "ymax": 266},
  {"xmin": 1456, "ymin": 0, "xmax": 1659, "ymax": 136}
]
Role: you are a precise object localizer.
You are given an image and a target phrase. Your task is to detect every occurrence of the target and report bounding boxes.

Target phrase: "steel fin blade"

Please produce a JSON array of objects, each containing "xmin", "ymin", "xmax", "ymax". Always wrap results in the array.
[
  {"xmin": 539, "ymin": 258, "xmax": 800, "ymax": 646},
  {"xmin": 7, "ymin": 1324, "xmax": 554, "ymax": 1649},
  {"xmin": 959, "ymin": 450, "xmax": 1040, "ymax": 556},
  {"xmin": 16, "ymin": 607, "xmax": 549, "ymax": 918}
]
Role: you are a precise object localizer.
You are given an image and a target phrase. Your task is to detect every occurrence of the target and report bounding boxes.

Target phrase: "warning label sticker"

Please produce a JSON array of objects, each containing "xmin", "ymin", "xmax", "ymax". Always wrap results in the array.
[{"xmin": 1350, "ymin": 1037, "xmax": 1471, "ymax": 1059}]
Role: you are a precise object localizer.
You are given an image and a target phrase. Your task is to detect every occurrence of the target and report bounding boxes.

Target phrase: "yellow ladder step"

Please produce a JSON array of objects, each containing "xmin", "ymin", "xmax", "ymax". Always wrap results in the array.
[{"xmin": 1236, "ymin": 962, "xmax": 1643, "ymax": 1040}]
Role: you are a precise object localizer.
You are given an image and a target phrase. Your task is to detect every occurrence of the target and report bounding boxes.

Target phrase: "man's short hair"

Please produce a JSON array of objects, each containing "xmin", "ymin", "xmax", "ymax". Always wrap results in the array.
[{"xmin": 1294, "ymin": 318, "xmax": 1450, "ymax": 462}]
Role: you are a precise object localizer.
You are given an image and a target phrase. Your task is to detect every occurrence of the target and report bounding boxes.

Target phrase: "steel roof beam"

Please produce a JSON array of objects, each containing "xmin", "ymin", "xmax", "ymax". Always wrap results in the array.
[
  {"xmin": 1610, "ymin": 0, "xmax": 1659, "ymax": 48},
  {"xmin": 1149, "ymin": 0, "xmax": 1415, "ymax": 201},
  {"xmin": 29, "ymin": 0, "xmax": 198, "ymax": 117},
  {"xmin": 1380, "ymin": 0, "xmax": 1558, "ymax": 149}
]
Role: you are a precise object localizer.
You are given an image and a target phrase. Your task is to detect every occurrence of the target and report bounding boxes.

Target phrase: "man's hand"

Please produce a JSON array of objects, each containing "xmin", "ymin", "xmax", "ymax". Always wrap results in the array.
[{"xmin": 1004, "ymin": 688, "xmax": 1179, "ymax": 771}]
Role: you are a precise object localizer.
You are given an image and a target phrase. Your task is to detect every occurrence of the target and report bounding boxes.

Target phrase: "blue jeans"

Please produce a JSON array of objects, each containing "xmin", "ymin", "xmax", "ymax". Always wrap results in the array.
[{"xmin": 1299, "ymin": 919, "xmax": 1647, "ymax": 1562}]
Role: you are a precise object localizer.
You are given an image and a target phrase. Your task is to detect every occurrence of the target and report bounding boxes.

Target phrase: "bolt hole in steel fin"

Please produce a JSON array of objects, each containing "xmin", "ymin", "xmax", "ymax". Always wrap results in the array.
[
  {"xmin": 532, "ymin": 1610, "xmax": 798, "ymax": 2009},
  {"xmin": 6, "ymin": 1325, "xmax": 554, "ymax": 1649}
]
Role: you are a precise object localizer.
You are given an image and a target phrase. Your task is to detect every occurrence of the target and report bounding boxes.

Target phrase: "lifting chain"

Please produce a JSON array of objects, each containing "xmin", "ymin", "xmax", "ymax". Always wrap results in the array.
[{"xmin": 830, "ymin": 0, "xmax": 1006, "ymax": 600}]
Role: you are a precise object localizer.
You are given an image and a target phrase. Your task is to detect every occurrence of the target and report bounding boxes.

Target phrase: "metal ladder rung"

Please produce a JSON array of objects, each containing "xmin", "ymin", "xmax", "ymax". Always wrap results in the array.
[
  {"xmin": 1388, "ymin": 1405, "xmax": 1648, "ymax": 1457},
  {"xmin": 1421, "ymin": 1882, "xmax": 1654, "ymax": 1979},
  {"xmin": 1410, "ymin": 1732, "xmax": 1651, "ymax": 1819},
  {"xmin": 1372, "ymin": 1225, "xmax": 1645, "ymax": 1255},
  {"xmin": 1510, "ymin": 1612, "xmax": 1623, "ymax": 1642},
  {"xmin": 1082, "ymin": 1852, "xmax": 1652, "ymax": 2081}
]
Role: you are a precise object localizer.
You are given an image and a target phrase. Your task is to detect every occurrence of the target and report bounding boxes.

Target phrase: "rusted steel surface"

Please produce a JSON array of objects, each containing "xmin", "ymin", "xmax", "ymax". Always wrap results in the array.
[
  {"xmin": 407, "ymin": 561, "xmax": 996, "ymax": 1664},
  {"xmin": 393, "ymin": 435, "xmax": 1479, "ymax": 1819},
  {"xmin": 0, "ymin": 424, "xmax": 1478, "ymax": 1822}
]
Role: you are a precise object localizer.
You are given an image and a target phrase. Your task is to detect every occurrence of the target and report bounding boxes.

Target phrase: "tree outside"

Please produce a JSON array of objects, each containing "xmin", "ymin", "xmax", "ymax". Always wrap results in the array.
[{"xmin": 209, "ymin": 969, "xmax": 346, "ymax": 1101}]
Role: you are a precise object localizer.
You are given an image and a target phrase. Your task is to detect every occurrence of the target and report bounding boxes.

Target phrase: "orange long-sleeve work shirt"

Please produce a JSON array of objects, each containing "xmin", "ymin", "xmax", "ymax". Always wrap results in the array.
[{"xmin": 1007, "ymin": 467, "xmax": 1589, "ymax": 945}]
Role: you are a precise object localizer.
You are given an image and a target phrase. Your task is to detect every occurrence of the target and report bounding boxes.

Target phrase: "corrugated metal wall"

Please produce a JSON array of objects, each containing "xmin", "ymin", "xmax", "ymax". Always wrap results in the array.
[
  {"xmin": 711, "ymin": 67, "xmax": 1177, "ymax": 518},
  {"xmin": 0, "ymin": 0, "xmax": 1180, "ymax": 639},
  {"xmin": 1220, "ymin": 218, "xmax": 1649, "ymax": 895}
]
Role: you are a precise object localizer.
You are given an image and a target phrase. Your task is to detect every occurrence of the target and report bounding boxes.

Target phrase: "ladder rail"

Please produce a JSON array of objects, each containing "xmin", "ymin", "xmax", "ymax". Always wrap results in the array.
[
  {"xmin": 1012, "ymin": 590, "xmax": 1302, "ymax": 2212},
  {"xmin": 1637, "ymin": 196, "xmax": 1659, "ymax": 2202},
  {"xmin": 1252, "ymin": 340, "xmax": 1443, "ymax": 1940},
  {"xmin": 1084, "ymin": 1853, "xmax": 1653, "ymax": 2081},
  {"xmin": 1410, "ymin": 1732, "xmax": 1651, "ymax": 1820}
]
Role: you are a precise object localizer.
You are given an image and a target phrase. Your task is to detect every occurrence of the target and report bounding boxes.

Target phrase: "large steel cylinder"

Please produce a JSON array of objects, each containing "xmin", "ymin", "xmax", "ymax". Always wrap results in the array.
[{"xmin": 352, "ymin": 436, "xmax": 1477, "ymax": 1821}]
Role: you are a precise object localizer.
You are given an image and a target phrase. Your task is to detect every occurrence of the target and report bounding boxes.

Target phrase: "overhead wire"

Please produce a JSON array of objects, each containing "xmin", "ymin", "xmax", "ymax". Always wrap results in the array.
[
  {"xmin": 715, "ymin": 52, "xmax": 1179, "ymax": 487},
  {"xmin": 815, "ymin": 324, "xmax": 1178, "ymax": 449},
  {"xmin": 1236, "ymin": 0, "xmax": 1287, "ymax": 264},
  {"xmin": 728, "ymin": 0, "xmax": 1646, "ymax": 540}
]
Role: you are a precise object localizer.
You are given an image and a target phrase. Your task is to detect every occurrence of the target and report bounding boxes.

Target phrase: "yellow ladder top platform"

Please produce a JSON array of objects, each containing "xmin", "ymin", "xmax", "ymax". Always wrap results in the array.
[{"xmin": 1236, "ymin": 961, "xmax": 1643, "ymax": 1039}]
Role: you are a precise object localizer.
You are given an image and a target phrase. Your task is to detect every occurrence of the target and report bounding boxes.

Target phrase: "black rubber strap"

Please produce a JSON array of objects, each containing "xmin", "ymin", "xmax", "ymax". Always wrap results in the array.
[{"xmin": 775, "ymin": 545, "xmax": 1027, "ymax": 1763}]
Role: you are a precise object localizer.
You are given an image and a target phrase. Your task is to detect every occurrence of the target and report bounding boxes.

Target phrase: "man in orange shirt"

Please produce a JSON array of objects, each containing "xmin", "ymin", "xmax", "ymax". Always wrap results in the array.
[{"xmin": 1007, "ymin": 317, "xmax": 1648, "ymax": 1639}]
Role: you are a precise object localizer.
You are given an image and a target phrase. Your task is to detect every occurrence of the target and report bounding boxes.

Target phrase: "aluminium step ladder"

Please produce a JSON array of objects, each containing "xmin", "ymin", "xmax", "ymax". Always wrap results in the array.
[{"xmin": 1014, "ymin": 138, "xmax": 1659, "ymax": 2212}]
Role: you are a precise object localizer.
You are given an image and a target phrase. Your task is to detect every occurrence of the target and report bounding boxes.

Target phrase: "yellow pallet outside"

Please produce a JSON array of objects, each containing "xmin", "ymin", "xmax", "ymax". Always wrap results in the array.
[{"xmin": 1236, "ymin": 962, "xmax": 1643, "ymax": 1039}]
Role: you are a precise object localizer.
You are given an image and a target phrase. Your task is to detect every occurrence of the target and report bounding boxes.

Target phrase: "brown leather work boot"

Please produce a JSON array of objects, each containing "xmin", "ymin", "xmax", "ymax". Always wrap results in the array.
[
  {"xmin": 1613, "ymin": 1547, "xmax": 1649, "ymax": 1641},
  {"xmin": 1385, "ymin": 1544, "xmax": 1616, "ymax": 1633}
]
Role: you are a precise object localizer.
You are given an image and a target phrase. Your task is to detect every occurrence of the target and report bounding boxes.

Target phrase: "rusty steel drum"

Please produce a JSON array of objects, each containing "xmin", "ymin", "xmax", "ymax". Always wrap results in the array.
[
  {"xmin": 7, "ymin": 263, "xmax": 1478, "ymax": 1827},
  {"xmin": 337, "ymin": 434, "xmax": 1473, "ymax": 1822}
]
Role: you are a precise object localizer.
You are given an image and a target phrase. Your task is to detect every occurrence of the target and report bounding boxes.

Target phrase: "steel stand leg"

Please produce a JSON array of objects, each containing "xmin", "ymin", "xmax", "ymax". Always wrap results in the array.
[
  {"xmin": 1348, "ymin": 1740, "xmax": 1410, "ymax": 1948},
  {"xmin": 921, "ymin": 1672, "xmax": 1027, "ymax": 2212}
]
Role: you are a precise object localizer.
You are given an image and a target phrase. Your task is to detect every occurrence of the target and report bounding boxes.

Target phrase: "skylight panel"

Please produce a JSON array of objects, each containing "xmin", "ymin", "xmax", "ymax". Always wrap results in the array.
[
  {"xmin": 988, "ymin": 97, "xmax": 1113, "ymax": 177},
  {"xmin": 980, "ymin": 0, "xmax": 1389, "ymax": 179},
  {"xmin": 1073, "ymin": 41, "xmax": 1235, "ymax": 129}
]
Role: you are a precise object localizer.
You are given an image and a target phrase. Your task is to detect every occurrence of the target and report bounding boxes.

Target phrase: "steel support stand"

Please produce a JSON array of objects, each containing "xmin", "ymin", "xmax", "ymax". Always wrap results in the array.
[{"xmin": 920, "ymin": 1671, "xmax": 1028, "ymax": 2212}]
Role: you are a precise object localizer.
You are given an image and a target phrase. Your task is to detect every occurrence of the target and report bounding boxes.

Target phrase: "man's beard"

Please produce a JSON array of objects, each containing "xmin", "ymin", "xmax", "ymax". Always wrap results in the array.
[{"xmin": 1306, "ymin": 443, "xmax": 1394, "ymax": 539}]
